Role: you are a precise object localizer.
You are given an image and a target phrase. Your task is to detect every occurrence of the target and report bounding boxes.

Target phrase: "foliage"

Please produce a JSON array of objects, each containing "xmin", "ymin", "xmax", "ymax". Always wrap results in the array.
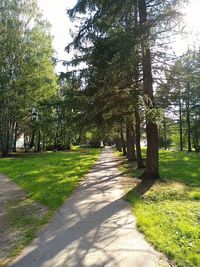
[
  {"xmin": 0, "ymin": 0, "xmax": 57, "ymax": 156},
  {"xmin": 66, "ymin": 0, "xmax": 188, "ymax": 178},
  {"xmin": 157, "ymin": 48, "xmax": 200, "ymax": 151}
]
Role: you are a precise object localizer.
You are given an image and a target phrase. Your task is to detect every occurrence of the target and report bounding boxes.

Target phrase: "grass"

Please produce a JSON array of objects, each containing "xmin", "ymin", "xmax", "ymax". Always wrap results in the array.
[
  {"xmin": 0, "ymin": 148, "xmax": 100, "ymax": 209},
  {"xmin": 115, "ymin": 149, "xmax": 200, "ymax": 267},
  {"xmin": 0, "ymin": 148, "xmax": 100, "ymax": 265},
  {"xmin": 3, "ymin": 198, "xmax": 51, "ymax": 262}
]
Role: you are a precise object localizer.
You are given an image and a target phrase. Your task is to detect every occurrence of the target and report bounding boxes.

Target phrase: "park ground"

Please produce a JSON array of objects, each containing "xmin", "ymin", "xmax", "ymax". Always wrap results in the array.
[
  {"xmin": 0, "ymin": 148, "xmax": 100, "ymax": 266},
  {"xmin": 115, "ymin": 149, "xmax": 200, "ymax": 267},
  {"xmin": 0, "ymin": 148, "xmax": 199, "ymax": 267}
]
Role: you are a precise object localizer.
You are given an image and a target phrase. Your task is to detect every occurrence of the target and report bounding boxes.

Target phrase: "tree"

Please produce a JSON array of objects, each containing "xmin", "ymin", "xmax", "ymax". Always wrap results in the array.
[
  {"xmin": 138, "ymin": 0, "xmax": 159, "ymax": 179},
  {"xmin": 156, "ymin": 47, "xmax": 200, "ymax": 152},
  {"xmin": 0, "ymin": 0, "xmax": 57, "ymax": 156},
  {"xmin": 67, "ymin": 0, "xmax": 187, "ymax": 179}
]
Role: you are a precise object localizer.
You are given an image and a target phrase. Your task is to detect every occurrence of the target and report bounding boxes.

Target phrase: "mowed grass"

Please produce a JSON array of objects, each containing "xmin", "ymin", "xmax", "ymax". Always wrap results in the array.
[
  {"xmin": 115, "ymin": 149, "xmax": 200, "ymax": 267},
  {"xmin": 0, "ymin": 148, "xmax": 100, "ymax": 265},
  {"xmin": 0, "ymin": 148, "xmax": 100, "ymax": 209}
]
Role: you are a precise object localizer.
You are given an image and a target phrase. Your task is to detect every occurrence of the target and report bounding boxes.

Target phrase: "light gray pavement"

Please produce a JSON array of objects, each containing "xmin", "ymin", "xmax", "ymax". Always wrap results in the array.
[{"xmin": 10, "ymin": 148, "xmax": 170, "ymax": 267}]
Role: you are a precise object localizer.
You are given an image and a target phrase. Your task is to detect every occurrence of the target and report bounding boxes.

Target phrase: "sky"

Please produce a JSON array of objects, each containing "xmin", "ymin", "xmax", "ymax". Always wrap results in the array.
[
  {"xmin": 37, "ymin": 0, "xmax": 200, "ymax": 73},
  {"xmin": 37, "ymin": 0, "xmax": 77, "ymax": 72},
  {"xmin": 174, "ymin": 0, "xmax": 200, "ymax": 55}
]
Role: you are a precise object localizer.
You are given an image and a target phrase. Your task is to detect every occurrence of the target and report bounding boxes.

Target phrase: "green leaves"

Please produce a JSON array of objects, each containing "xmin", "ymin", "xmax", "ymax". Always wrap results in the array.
[{"xmin": 0, "ymin": 0, "xmax": 57, "ymax": 155}]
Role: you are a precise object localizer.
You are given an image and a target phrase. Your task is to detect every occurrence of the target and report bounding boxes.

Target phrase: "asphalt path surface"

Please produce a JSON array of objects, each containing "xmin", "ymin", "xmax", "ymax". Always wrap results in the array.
[{"xmin": 10, "ymin": 148, "xmax": 169, "ymax": 267}]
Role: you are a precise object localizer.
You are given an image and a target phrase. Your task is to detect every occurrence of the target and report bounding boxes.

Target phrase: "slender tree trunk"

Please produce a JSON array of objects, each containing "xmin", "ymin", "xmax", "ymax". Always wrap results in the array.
[
  {"xmin": 132, "ymin": 126, "xmax": 137, "ymax": 160},
  {"xmin": 116, "ymin": 136, "xmax": 122, "ymax": 151},
  {"xmin": 24, "ymin": 134, "xmax": 29, "ymax": 152},
  {"xmin": 138, "ymin": 0, "xmax": 159, "ymax": 180},
  {"xmin": 178, "ymin": 88, "xmax": 183, "ymax": 151},
  {"xmin": 2, "ymin": 126, "xmax": 10, "ymax": 156},
  {"xmin": 37, "ymin": 130, "xmax": 41, "ymax": 152},
  {"xmin": 54, "ymin": 109, "xmax": 60, "ymax": 151},
  {"xmin": 120, "ymin": 123, "xmax": 127, "ymax": 156},
  {"xmin": 42, "ymin": 134, "xmax": 45, "ymax": 151},
  {"xmin": 132, "ymin": 3, "xmax": 144, "ymax": 168},
  {"xmin": 135, "ymin": 107, "xmax": 145, "ymax": 168},
  {"xmin": 12, "ymin": 122, "xmax": 18, "ymax": 152},
  {"xmin": 163, "ymin": 115, "xmax": 167, "ymax": 150},
  {"xmin": 54, "ymin": 127, "xmax": 58, "ymax": 150},
  {"xmin": 126, "ymin": 122, "xmax": 136, "ymax": 161},
  {"xmin": 118, "ymin": 139, "xmax": 122, "ymax": 152},
  {"xmin": 29, "ymin": 131, "xmax": 35, "ymax": 149},
  {"xmin": 186, "ymin": 82, "xmax": 192, "ymax": 152},
  {"xmin": 1, "ymin": 110, "xmax": 10, "ymax": 156}
]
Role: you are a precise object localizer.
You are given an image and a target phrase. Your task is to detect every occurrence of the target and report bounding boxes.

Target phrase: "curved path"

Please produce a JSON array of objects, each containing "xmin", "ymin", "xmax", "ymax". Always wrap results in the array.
[{"xmin": 11, "ymin": 148, "xmax": 169, "ymax": 267}]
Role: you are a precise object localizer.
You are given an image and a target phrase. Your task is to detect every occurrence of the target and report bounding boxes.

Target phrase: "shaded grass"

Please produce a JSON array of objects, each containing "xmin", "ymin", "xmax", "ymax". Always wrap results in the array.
[
  {"xmin": 0, "ymin": 148, "xmax": 100, "ymax": 209},
  {"xmin": 0, "ymin": 148, "xmax": 100, "ymax": 265},
  {"xmin": 115, "ymin": 149, "xmax": 200, "ymax": 267},
  {"xmin": 159, "ymin": 150, "xmax": 200, "ymax": 187},
  {"xmin": 4, "ymin": 199, "xmax": 51, "ymax": 262},
  {"xmin": 116, "ymin": 149, "xmax": 200, "ymax": 187}
]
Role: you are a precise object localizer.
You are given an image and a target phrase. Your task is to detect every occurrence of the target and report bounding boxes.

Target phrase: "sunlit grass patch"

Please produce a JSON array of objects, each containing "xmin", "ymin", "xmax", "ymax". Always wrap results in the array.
[
  {"xmin": 115, "ymin": 149, "xmax": 200, "ymax": 267},
  {"xmin": 131, "ymin": 182, "xmax": 200, "ymax": 267},
  {"xmin": 0, "ymin": 148, "xmax": 100, "ymax": 209},
  {"xmin": 0, "ymin": 148, "xmax": 100, "ymax": 265}
]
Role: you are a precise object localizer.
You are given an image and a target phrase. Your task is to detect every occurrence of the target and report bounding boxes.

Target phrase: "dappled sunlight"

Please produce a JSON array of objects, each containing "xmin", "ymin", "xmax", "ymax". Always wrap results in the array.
[
  {"xmin": 158, "ymin": 151, "xmax": 200, "ymax": 186},
  {"xmin": 10, "ymin": 148, "xmax": 166, "ymax": 267},
  {"xmin": 128, "ymin": 180, "xmax": 200, "ymax": 267},
  {"xmin": 116, "ymin": 148, "xmax": 200, "ymax": 267},
  {"xmin": 25, "ymin": 170, "xmax": 39, "ymax": 176},
  {"xmin": 0, "ymin": 149, "xmax": 100, "ymax": 209}
]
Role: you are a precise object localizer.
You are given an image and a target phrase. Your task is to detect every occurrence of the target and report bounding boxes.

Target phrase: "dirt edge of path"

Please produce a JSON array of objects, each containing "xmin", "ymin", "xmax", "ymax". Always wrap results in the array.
[{"xmin": 0, "ymin": 174, "xmax": 49, "ymax": 267}]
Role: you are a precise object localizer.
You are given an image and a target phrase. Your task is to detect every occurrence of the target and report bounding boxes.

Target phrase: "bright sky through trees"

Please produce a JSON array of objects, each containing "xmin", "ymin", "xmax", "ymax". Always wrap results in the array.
[
  {"xmin": 38, "ymin": 0, "xmax": 200, "ymax": 72},
  {"xmin": 173, "ymin": 0, "xmax": 200, "ymax": 55},
  {"xmin": 37, "ymin": 0, "xmax": 76, "ymax": 72}
]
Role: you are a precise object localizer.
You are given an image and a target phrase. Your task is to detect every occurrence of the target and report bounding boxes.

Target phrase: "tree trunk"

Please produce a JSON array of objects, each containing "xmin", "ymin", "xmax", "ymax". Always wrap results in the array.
[
  {"xmin": 54, "ymin": 128, "xmax": 58, "ymax": 150},
  {"xmin": 118, "ymin": 139, "xmax": 122, "ymax": 152},
  {"xmin": 138, "ymin": 0, "xmax": 159, "ymax": 180},
  {"xmin": 179, "ymin": 88, "xmax": 183, "ymax": 151},
  {"xmin": 186, "ymin": 82, "xmax": 192, "ymax": 152},
  {"xmin": 42, "ymin": 134, "xmax": 45, "ymax": 151},
  {"xmin": 12, "ymin": 122, "xmax": 18, "ymax": 152},
  {"xmin": 163, "ymin": 115, "xmax": 167, "ymax": 150},
  {"xmin": 24, "ymin": 134, "xmax": 29, "ymax": 152},
  {"xmin": 135, "ymin": 107, "xmax": 145, "ymax": 168},
  {"xmin": 116, "ymin": 136, "xmax": 122, "ymax": 152},
  {"xmin": 126, "ymin": 122, "xmax": 136, "ymax": 161},
  {"xmin": 132, "ymin": 3, "xmax": 144, "ymax": 168},
  {"xmin": 1, "ymin": 111, "xmax": 10, "ymax": 156},
  {"xmin": 29, "ymin": 131, "xmax": 35, "ymax": 149},
  {"xmin": 37, "ymin": 130, "xmax": 41, "ymax": 152},
  {"xmin": 2, "ymin": 127, "xmax": 10, "ymax": 156},
  {"xmin": 120, "ymin": 124, "xmax": 127, "ymax": 156}
]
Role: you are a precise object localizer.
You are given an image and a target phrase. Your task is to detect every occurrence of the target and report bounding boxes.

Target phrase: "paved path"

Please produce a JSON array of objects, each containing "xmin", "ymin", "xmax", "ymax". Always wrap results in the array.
[{"xmin": 11, "ymin": 148, "xmax": 169, "ymax": 267}]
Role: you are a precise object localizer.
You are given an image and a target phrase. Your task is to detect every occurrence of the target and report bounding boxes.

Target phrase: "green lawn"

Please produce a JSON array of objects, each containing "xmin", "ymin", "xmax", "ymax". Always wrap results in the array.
[
  {"xmin": 0, "ymin": 148, "xmax": 100, "ymax": 264},
  {"xmin": 115, "ymin": 149, "xmax": 200, "ymax": 267},
  {"xmin": 0, "ymin": 148, "xmax": 100, "ymax": 209}
]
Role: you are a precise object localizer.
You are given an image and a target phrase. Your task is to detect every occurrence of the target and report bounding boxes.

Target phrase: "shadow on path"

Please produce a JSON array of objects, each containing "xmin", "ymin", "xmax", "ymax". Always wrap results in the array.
[{"xmin": 10, "ymin": 148, "xmax": 169, "ymax": 267}]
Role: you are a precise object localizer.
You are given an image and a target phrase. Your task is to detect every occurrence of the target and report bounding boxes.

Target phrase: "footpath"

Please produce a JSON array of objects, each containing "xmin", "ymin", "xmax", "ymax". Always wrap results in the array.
[{"xmin": 11, "ymin": 148, "xmax": 169, "ymax": 267}]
